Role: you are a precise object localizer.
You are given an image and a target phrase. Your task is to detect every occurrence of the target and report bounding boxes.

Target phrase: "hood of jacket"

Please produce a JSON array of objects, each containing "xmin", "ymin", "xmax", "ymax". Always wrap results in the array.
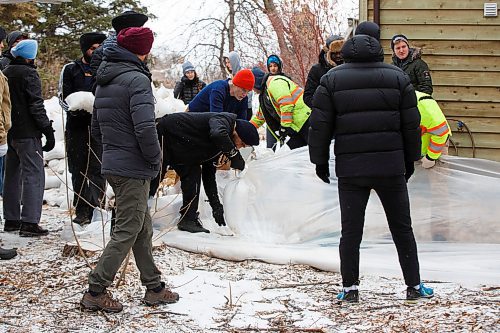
[
  {"xmin": 317, "ymin": 49, "xmax": 330, "ymax": 69},
  {"xmin": 227, "ymin": 51, "xmax": 242, "ymax": 75},
  {"xmin": 392, "ymin": 47, "xmax": 422, "ymax": 66},
  {"xmin": 341, "ymin": 35, "xmax": 384, "ymax": 63},
  {"xmin": 97, "ymin": 44, "xmax": 151, "ymax": 86}
]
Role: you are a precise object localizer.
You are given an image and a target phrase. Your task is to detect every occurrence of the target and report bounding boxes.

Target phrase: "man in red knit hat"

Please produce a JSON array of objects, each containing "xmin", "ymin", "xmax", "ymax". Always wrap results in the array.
[{"xmin": 81, "ymin": 27, "xmax": 179, "ymax": 313}]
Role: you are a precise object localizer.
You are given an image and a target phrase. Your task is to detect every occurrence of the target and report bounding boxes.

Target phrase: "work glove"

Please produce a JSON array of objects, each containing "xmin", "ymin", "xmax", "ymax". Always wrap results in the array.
[
  {"xmin": 41, "ymin": 126, "xmax": 56, "ymax": 152},
  {"xmin": 421, "ymin": 155, "xmax": 436, "ymax": 169},
  {"xmin": 0, "ymin": 143, "xmax": 7, "ymax": 157},
  {"xmin": 315, "ymin": 164, "xmax": 330, "ymax": 184},
  {"xmin": 404, "ymin": 161, "xmax": 415, "ymax": 182},
  {"xmin": 279, "ymin": 127, "xmax": 295, "ymax": 142},
  {"xmin": 229, "ymin": 150, "xmax": 245, "ymax": 171},
  {"xmin": 212, "ymin": 205, "xmax": 226, "ymax": 226}
]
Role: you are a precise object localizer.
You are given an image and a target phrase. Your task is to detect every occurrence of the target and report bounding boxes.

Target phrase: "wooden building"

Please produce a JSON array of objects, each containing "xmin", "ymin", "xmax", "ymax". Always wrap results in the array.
[{"xmin": 359, "ymin": 0, "xmax": 500, "ymax": 160}]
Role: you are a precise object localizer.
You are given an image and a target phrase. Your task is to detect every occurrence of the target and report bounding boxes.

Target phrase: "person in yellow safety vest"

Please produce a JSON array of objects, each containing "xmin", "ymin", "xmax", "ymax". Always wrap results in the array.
[
  {"xmin": 416, "ymin": 91, "xmax": 451, "ymax": 168},
  {"xmin": 249, "ymin": 67, "xmax": 311, "ymax": 149}
]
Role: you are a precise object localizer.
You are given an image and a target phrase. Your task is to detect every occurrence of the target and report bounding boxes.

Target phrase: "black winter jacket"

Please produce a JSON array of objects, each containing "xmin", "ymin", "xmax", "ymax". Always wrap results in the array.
[
  {"xmin": 92, "ymin": 44, "xmax": 161, "ymax": 179},
  {"xmin": 0, "ymin": 50, "xmax": 14, "ymax": 70},
  {"xmin": 156, "ymin": 112, "xmax": 238, "ymax": 166},
  {"xmin": 3, "ymin": 58, "xmax": 51, "ymax": 139},
  {"xmin": 303, "ymin": 50, "xmax": 332, "ymax": 108},
  {"xmin": 173, "ymin": 75, "xmax": 206, "ymax": 105},
  {"xmin": 309, "ymin": 35, "xmax": 421, "ymax": 178},
  {"xmin": 60, "ymin": 59, "xmax": 93, "ymax": 131}
]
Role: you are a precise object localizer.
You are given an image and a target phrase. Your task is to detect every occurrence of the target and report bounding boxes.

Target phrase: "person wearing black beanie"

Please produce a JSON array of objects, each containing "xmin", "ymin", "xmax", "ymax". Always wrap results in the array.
[
  {"xmin": 89, "ymin": 10, "xmax": 149, "ymax": 91},
  {"xmin": 153, "ymin": 112, "xmax": 259, "ymax": 234},
  {"xmin": 58, "ymin": 31, "xmax": 106, "ymax": 226},
  {"xmin": 391, "ymin": 33, "xmax": 433, "ymax": 95}
]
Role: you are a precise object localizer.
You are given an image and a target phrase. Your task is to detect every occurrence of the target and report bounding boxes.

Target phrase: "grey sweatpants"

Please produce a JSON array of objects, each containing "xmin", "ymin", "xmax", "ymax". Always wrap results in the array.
[
  {"xmin": 88, "ymin": 175, "xmax": 161, "ymax": 292},
  {"xmin": 3, "ymin": 137, "xmax": 45, "ymax": 224}
]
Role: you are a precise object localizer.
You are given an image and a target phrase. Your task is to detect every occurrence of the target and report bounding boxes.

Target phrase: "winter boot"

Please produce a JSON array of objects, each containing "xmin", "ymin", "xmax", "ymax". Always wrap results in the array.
[
  {"xmin": 3, "ymin": 219, "xmax": 21, "ymax": 232},
  {"xmin": 80, "ymin": 291, "xmax": 123, "ymax": 313},
  {"xmin": 73, "ymin": 215, "xmax": 91, "ymax": 226},
  {"xmin": 144, "ymin": 282, "xmax": 180, "ymax": 306},
  {"xmin": 178, "ymin": 217, "xmax": 210, "ymax": 233},
  {"xmin": 336, "ymin": 289, "xmax": 359, "ymax": 303},
  {"xmin": 19, "ymin": 222, "xmax": 49, "ymax": 237},
  {"xmin": 406, "ymin": 283, "xmax": 434, "ymax": 301},
  {"xmin": 0, "ymin": 247, "xmax": 18, "ymax": 260}
]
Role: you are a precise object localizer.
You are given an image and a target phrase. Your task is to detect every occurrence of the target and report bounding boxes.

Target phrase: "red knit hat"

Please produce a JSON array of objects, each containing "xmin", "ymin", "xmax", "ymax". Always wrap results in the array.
[
  {"xmin": 117, "ymin": 27, "xmax": 154, "ymax": 55},
  {"xmin": 232, "ymin": 69, "xmax": 255, "ymax": 91}
]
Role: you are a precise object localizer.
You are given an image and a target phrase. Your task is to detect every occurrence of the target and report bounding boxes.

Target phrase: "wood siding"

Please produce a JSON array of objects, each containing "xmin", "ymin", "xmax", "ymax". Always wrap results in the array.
[{"xmin": 361, "ymin": 0, "xmax": 500, "ymax": 161}]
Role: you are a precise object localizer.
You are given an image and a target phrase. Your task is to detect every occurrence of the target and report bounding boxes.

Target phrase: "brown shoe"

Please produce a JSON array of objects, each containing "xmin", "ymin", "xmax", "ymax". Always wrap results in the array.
[
  {"xmin": 80, "ymin": 291, "xmax": 123, "ymax": 313},
  {"xmin": 144, "ymin": 282, "xmax": 179, "ymax": 306}
]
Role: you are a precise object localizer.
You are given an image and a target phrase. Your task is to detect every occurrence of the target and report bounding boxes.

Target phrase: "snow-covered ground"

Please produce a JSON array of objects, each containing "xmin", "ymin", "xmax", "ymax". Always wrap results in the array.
[{"xmin": 1, "ymin": 206, "xmax": 499, "ymax": 332}]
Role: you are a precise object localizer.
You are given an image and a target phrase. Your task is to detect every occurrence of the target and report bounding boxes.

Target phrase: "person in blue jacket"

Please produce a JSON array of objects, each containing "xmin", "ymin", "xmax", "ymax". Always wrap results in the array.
[{"xmin": 187, "ymin": 68, "xmax": 255, "ymax": 120}]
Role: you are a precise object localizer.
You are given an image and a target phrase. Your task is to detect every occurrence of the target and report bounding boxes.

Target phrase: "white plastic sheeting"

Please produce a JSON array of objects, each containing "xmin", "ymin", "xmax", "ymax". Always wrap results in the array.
[{"xmin": 157, "ymin": 146, "xmax": 500, "ymax": 285}]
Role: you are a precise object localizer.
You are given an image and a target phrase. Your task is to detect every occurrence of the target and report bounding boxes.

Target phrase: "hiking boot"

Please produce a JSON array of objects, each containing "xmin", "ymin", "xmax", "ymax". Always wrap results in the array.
[
  {"xmin": 19, "ymin": 222, "xmax": 49, "ymax": 237},
  {"xmin": 80, "ymin": 291, "xmax": 123, "ymax": 313},
  {"xmin": 73, "ymin": 215, "xmax": 91, "ymax": 226},
  {"xmin": 336, "ymin": 289, "xmax": 359, "ymax": 303},
  {"xmin": 0, "ymin": 247, "xmax": 18, "ymax": 260},
  {"xmin": 178, "ymin": 217, "xmax": 210, "ymax": 233},
  {"xmin": 406, "ymin": 283, "xmax": 434, "ymax": 301},
  {"xmin": 144, "ymin": 282, "xmax": 180, "ymax": 306},
  {"xmin": 3, "ymin": 219, "xmax": 21, "ymax": 232}
]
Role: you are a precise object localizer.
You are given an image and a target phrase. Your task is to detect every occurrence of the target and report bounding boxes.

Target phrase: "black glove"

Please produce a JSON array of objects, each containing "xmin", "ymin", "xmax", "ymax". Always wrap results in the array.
[
  {"xmin": 279, "ymin": 127, "xmax": 295, "ymax": 142},
  {"xmin": 212, "ymin": 205, "xmax": 226, "ymax": 226},
  {"xmin": 229, "ymin": 151, "xmax": 245, "ymax": 171},
  {"xmin": 42, "ymin": 126, "xmax": 55, "ymax": 152},
  {"xmin": 315, "ymin": 164, "xmax": 330, "ymax": 184},
  {"xmin": 405, "ymin": 161, "xmax": 415, "ymax": 182}
]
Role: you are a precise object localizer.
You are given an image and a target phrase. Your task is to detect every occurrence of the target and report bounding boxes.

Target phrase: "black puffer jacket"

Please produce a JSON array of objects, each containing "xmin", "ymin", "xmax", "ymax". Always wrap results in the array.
[
  {"xmin": 173, "ymin": 75, "xmax": 206, "ymax": 105},
  {"xmin": 91, "ymin": 44, "xmax": 161, "ymax": 179},
  {"xmin": 3, "ymin": 58, "xmax": 51, "ymax": 139},
  {"xmin": 309, "ymin": 35, "xmax": 421, "ymax": 178},
  {"xmin": 156, "ymin": 112, "xmax": 238, "ymax": 166},
  {"xmin": 303, "ymin": 49, "xmax": 331, "ymax": 108}
]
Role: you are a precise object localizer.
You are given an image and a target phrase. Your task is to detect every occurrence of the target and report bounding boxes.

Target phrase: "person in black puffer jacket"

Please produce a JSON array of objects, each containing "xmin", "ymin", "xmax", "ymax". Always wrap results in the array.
[
  {"xmin": 173, "ymin": 61, "xmax": 206, "ymax": 105},
  {"xmin": 59, "ymin": 32, "xmax": 106, "ymax": 225},
  {"xmin": 83, "ymin": 27, "xmax": 179, "ymax": 313},
  {"xmin": 309, "ymin": 21, "xmax": 433, "ymax": 303},
  {"xmin": 303, "ymin": 34, "xmax": 345, "ymax": 108}
]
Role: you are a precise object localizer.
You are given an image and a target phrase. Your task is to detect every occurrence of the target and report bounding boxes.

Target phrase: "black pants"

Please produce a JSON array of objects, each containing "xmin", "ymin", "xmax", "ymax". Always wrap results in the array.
[
  {"xmin": 66, "ymin": 127, "xmax": 105, "ymax": 219},
  {"xmin": 172, "ymin": 162, "xmax": 221, "ymax": 222},
  {"xmin": 338, "ymin": 176, "xmax": 420, "ymax": 287}
]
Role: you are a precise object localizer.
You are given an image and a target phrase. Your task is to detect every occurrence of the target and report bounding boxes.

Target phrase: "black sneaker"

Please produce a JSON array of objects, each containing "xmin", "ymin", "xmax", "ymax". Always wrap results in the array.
[
  {"xmin": 406, "ymin": 283, "xmax": 434, "ymax": 301},
  {"xmin": 336, "ymin": 289, "xmax": 359, "ymax": 303},
  {"xmin": 4, "ymin": 219, "xmax": 21, "ymax": 232},
  {"xmin": 19, "ymin": 222, "xmax": 49, "ymax": 237},
  {"xmin": 178, "ymin": 217, "xmax": 210, "ymax": 233}
]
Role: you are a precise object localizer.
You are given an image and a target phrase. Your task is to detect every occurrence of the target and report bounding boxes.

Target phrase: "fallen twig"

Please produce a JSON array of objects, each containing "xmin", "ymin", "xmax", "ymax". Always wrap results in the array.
[{"xmin": 262, "ymin": 281, "xmax": 338, "ymax": 290}]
